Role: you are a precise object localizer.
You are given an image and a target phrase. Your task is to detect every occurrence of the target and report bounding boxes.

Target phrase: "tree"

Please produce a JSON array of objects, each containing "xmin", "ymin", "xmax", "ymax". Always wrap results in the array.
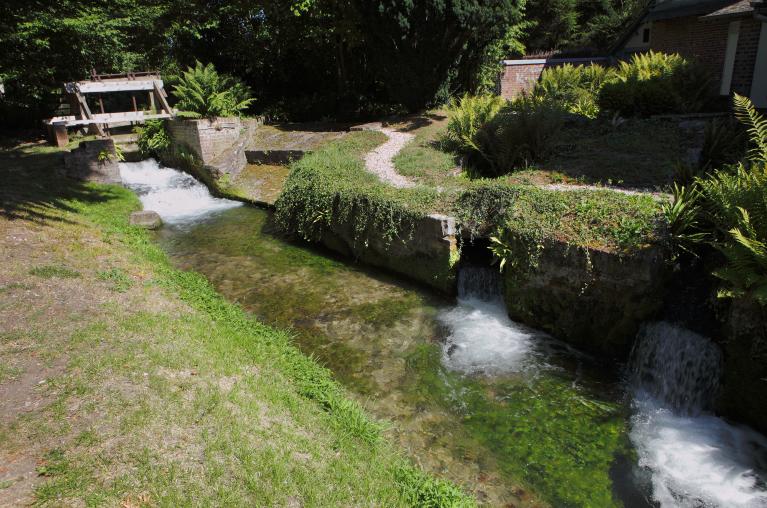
[{"xmin": 354, "ymin": 0, "xmax": 524, "ymax": 112}]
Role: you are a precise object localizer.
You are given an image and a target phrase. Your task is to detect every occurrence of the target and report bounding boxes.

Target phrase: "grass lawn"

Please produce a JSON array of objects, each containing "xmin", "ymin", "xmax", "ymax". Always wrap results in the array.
[
  {"xmin": 0, "ymin": 141, "xmax": 471, "ymax": 506},
  {"xmin": 391, "ymin": 112, "xmax": 689, "ymax": 191}
]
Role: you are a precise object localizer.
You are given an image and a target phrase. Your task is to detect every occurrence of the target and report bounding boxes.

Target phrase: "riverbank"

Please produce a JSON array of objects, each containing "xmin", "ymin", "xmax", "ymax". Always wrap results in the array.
[{"xmin": 0, "ymin": 142, "xmax": 471, "ymax": 506}]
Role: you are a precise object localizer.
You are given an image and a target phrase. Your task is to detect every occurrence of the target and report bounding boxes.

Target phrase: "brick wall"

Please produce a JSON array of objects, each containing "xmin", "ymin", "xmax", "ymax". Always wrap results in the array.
[
  {"xmin": 500, "ymin": 58, "xmax": 607, "ymax": 100},
  {"xmin": 500, "ymin": 62, "xmax": 546, "ymax": 99},
  {"xmin": 651, "ymin": 16, "xmax": 762, "ymax": 96}
]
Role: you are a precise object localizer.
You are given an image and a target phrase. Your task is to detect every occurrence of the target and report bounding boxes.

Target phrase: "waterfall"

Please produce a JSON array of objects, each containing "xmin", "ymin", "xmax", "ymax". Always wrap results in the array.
[
  {"xmin": 439, "ymin": 265, "xmax": 538, "ymax": 376},
  {"xmin": 119, "ymin": 159, "xmax": 240, "ymax": 225},
  {"xmin": 630, "ymin": 322, "xmax": 722, "ymax": 416},
  {"xmin": 629, "ymin": 322, "xmax": 767, "ymax": 508}
]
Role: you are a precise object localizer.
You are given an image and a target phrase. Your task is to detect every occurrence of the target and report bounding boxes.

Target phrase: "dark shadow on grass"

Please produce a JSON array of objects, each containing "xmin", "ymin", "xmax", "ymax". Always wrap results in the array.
[
  {"xmin": 0, "ymin": 147, "xmax": 120, "ymax": 224},
  {"xmin": 391, "ymin": 113, "xmax": 447, "ymax": 133}
]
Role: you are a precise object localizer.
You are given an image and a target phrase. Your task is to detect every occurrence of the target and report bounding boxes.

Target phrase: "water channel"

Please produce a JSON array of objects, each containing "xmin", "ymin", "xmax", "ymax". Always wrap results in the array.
[{"xmin": 120, "ymin": 160, "xmax": 767, "ymax": 507}]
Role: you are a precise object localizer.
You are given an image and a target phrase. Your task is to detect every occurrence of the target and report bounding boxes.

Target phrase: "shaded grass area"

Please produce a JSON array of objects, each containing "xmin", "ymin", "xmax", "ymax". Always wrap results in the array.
[{"xmin": 0, "ymin": 144, "xmax": 473, "ymax": 506}]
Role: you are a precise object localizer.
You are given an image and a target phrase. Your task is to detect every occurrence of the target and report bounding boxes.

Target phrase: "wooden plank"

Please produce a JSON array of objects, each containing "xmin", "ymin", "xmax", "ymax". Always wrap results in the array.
[
  {"xmin": 76, "ymin": 93, "xmax": 105, "ymax": 136},
  {"xmin": 153, "ymin": 81, "xmax": 173, "ymax": 115},
  {"xmin": 65, "ymin": 80, "xmax": 162, "ymax": 94},
  {"xmin": 47, "ymin": 111, "xmax": 173, "ymax": 126}
]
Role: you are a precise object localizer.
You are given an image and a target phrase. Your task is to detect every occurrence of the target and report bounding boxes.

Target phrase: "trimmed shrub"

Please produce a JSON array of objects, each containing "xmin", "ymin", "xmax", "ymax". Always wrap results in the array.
[{"xmin": 598, "ymin": 51, "xmax": 712, "ymax": 117}]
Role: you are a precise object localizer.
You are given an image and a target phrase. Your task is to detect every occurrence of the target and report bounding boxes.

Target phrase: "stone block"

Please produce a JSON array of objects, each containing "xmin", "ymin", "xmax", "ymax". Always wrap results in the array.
[
  {"xmin": 63, "ymin": 139, "xmax": 121, "ymax": 184},
  {"xmin": 129, "ymin": 210, "xmax": 163, "ymax": 229}
]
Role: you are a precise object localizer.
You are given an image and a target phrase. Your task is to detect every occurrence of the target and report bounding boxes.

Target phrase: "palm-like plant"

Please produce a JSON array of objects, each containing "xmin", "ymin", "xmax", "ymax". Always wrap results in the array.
[
  {"xmin": 172, "ymin": 61, "xmax": 254, "ymax": 118},
  {"xmin": 733, "ymin": 93, "xmax": 767, "ymax": 165}
]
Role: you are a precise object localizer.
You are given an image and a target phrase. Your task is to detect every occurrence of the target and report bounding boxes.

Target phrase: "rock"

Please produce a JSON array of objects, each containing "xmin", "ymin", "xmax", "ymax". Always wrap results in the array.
[
  {"xmin": 349, "ymin": 122, "xmax": 383, "ymax": 132},
  {"xmin": 63, "ymin": 139, "xmax": 121, "ymax": 184},
  {"xmin": 129, "ymin": 210, "xmax": 163, "ymax": 229}
]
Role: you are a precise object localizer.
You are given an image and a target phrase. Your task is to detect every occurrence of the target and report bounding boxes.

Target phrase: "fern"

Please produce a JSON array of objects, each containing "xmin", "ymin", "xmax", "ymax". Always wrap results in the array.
[
  {"xmin": 172, "ymin": 61, "xmax": 254, "ymax": 118},
  {"xmin": 733, "ymin": 93, "xmax": 767, "ymax": 164}
]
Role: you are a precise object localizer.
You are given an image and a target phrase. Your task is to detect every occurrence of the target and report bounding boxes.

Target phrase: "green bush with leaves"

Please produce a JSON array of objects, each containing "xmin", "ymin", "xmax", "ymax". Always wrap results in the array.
[
  {"xmin": 135, "ymin": 119, "xmax": 171, "ymax": 157},
  {"xmin": 441, "ymin": 94, "xmax": 506, "ymax": 155},
  {"xmin": 172, "ymin": 61, "xmax": 254, "ymax": 118},
  {"xmin": 531, "ymin": 63, "xmax": 612, "ymax": 119},
  {"xmin": 443, "ymin": 95, "xmax": 563, "ymax": 177},
  {"xmin": 598, "ymin": 51, "xmax": 712, "ymax": 117},
  {"xmin": 670, "ymin": 95, "xmax": 767, "ymax": 303}
]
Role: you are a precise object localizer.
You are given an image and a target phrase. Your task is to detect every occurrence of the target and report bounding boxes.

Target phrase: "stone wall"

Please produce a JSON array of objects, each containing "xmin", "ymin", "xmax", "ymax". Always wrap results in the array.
[
  {"xmin": 503, "ymin": 239, "xmax": 667, "ymax": 358},
  {"xmin": 63, "ymin": 139, "xmax": 121, "ymax": 184},
  {"xmin": 718, "ymin": 298, "xmax": 767, "ymax": 434},
  {"xmin": 166, "ymin": 117, "xmax": 261, "ymax": 179},
  {"xmin": 317, "ymin": 211, "xmax": 459, "ymax": 294},
  {"xmin": 499, "ymin": 57, "xmax": 609, "ymax": 100}
]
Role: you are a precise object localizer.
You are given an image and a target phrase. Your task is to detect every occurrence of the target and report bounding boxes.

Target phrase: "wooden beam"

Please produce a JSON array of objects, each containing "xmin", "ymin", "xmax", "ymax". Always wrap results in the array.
[
  {"xmin": 153, "ymin": 81, "xmax": 173, "ymax": 115},
  {"xmin": 46, "ymin": 111, "xmax": 173, "ymax": 127},
  {"xmin": 65, "ymin": 80, "xmax": 162, "ymax": 94},
  {"xmin": 76, "ymin": 93, "xmax": 105, "ymax": 136}
]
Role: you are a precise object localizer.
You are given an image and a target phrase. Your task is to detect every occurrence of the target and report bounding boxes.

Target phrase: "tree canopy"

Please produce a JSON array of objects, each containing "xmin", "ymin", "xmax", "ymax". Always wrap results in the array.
[{"xmin": 0, "ymin": 0, "xmax": 640, "ymax": 125}]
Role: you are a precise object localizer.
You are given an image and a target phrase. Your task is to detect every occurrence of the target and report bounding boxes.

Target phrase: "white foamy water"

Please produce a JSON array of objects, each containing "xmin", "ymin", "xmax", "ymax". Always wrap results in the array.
[
  {"xmin": 630, "ymin": 322, "xmax": 767, "ymax": 507},
  {"xmin": 119, "ymin": 159, "xmax": 240, "ymax": 224},
  {"xmin": 439, "ymin": 297, "xmax": 537, "ymax": 375},
  {"xmin": 440, "ymin": 266, "xmax": 536, "ymax": 375}
]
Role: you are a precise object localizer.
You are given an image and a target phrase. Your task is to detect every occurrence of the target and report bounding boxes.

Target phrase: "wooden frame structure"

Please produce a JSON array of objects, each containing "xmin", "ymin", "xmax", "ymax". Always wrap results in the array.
[{"xmin": 45, "ymin": 71, "xmax": 175, "ymax": 147}]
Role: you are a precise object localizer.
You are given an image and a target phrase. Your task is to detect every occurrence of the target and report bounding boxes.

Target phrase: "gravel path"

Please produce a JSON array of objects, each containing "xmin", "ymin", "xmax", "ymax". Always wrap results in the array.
[
  {"xmin": 364, "ymin": 127, "xmax": 415, "ymax": 188},
  {"xmin": 544, "ymin": 183, "xmax": 671, "ymax": 201}
]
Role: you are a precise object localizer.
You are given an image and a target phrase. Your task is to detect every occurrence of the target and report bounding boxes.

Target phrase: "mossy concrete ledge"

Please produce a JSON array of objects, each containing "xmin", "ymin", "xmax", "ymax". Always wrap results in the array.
[
  {"xmin": 318, "ymin": 211, "xmax": 459, "ymax": 295},
  {"xmin": 719, "ymin": 297, "xmax": 767, "ymax": 434},
  {"xmin": 503, "ymin": 239, "xmax": 668, "ymax": 358}
]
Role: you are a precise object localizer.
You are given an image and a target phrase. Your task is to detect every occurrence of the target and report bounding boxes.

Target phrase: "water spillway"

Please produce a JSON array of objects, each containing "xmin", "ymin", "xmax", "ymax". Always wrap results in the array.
[
  {"xmin": 120, "ymin": 160, "xmax": 767, "ymax": 507},
  {"xmin": 629, "ymin": 322, "xmax": 767, "ymax": 508}
]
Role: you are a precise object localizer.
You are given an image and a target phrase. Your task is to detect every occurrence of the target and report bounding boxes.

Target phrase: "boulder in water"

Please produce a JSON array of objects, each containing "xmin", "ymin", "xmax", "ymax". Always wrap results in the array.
[{"xmin": 129, "ymin": 210, "xmax": 163, "ymax": 229}]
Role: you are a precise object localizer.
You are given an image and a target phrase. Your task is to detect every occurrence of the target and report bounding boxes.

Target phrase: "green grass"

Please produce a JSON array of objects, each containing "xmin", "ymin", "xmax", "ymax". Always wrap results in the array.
[
  {"xmin": 29, "ymin": 265, "xmax": 81, "ymax": 279},
  {"xmin": 96, "ymin": 267, "xmax": 133, "ymax": 292},
  {"xmin": 277, "ymin": 129, "xmax": 665, "ymax": 254},
  {"xmin": 25, "ymin": 177, "xmax": 473, "ymax": 506}
]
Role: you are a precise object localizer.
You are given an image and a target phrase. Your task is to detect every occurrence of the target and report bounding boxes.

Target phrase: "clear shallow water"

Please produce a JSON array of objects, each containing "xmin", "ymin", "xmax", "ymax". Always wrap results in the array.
[{"xmin": 121, "ymin": 161, "xmax": 767, "ymax": 507}]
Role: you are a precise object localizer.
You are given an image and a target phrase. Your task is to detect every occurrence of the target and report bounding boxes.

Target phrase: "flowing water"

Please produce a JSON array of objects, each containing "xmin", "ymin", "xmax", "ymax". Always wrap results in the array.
[{"xmin": 120, "ymin": 160, "xmax": 767, "ymax": 507}]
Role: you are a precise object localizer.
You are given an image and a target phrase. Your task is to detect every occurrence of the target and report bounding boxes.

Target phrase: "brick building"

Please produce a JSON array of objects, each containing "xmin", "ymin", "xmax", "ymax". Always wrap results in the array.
[
  {"xmin": 500, "ymin": 0, "xmax": 767, "ymax": 107},
  {"xmin": 615, "ymin": 0, "xmax": 767, "ymax": 106}
]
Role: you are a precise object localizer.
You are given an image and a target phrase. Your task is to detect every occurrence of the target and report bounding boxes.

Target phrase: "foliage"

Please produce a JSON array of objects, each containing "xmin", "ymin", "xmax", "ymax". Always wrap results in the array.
[
  {"xmin": 523, "ymin": 0, "xmax": 644, "ymax": 51},
  {"xmin": 443, "ymin": 95, "xmax": 564, "ymax": 177},
  {"xmin": 470, "ymin": 97, "xmax": 565, "ymax": 177},
  {"xmin": 172, "ymin": 61, "xmax": 254, "ymax": 118},
  {"xmin": 670, "ymin": 96, "xmax": 767, "ymax": 303},
  {"xmin": 135, "ymin": 120, "xmax": 171, "ymax": 157},
  {"xmin": 457, "ymin": 179, "xmax": 662, "ymax": 251},
  {"xmin": 29, "ymin": 265, "xmax": 81, "ymax": 279},
  {"xmin": 598, "ymin": 52, "xmax": 713, "ymax": 117},
  {"xmin": 698, "ymin": 165, "xmax": 767, "ymax": 303},
  {"xmin": 441, "ymin": 94, "xmax": 507, "ymax": 155},
  {"xmin": 394, "ymin": 464, "xmax": 475, "ymax": 508},
  {"xmin": 662, "ymin": 183, "xmax": 706, "ymax": 257},
  {"xmin": 733, "ymin": 93, "xmax": 767, "ymax": 165},
  {"xmin": 353, "ymin": 0, "xmax": 525, "ymax": 111},
  {"xmin": 531, "ymin": 63, "xmax": 612, "ymax": 118},
  {"xmin": 274, "ymin": 132, "xmax": 438, "ymax": 246}
]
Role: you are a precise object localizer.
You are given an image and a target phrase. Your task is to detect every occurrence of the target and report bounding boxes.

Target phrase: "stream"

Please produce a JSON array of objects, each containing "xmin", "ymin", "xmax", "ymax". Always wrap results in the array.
[{"xmin": 120, "ymin": 160, "xmax": 767, "ymax": 507}]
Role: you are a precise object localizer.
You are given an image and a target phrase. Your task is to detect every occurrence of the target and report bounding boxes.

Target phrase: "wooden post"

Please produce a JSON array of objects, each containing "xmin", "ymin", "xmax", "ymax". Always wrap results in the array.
[
  {"xmin": 131, "ymin": 94, "xmax": 138, "ymax": 112},
  {"xmin": 98, "ymin": 96, "xmax": 105, "ymax": 114},
  {"xmin": 148, "ymin": 91, "xmax": 155, "ymax": 112}
]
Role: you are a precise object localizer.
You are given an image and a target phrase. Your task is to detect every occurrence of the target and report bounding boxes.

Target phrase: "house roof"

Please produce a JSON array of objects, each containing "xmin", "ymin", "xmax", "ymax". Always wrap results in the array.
[{"xmin": 646, "ymin": 0, "xmax": 753, "ymax": 21}]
